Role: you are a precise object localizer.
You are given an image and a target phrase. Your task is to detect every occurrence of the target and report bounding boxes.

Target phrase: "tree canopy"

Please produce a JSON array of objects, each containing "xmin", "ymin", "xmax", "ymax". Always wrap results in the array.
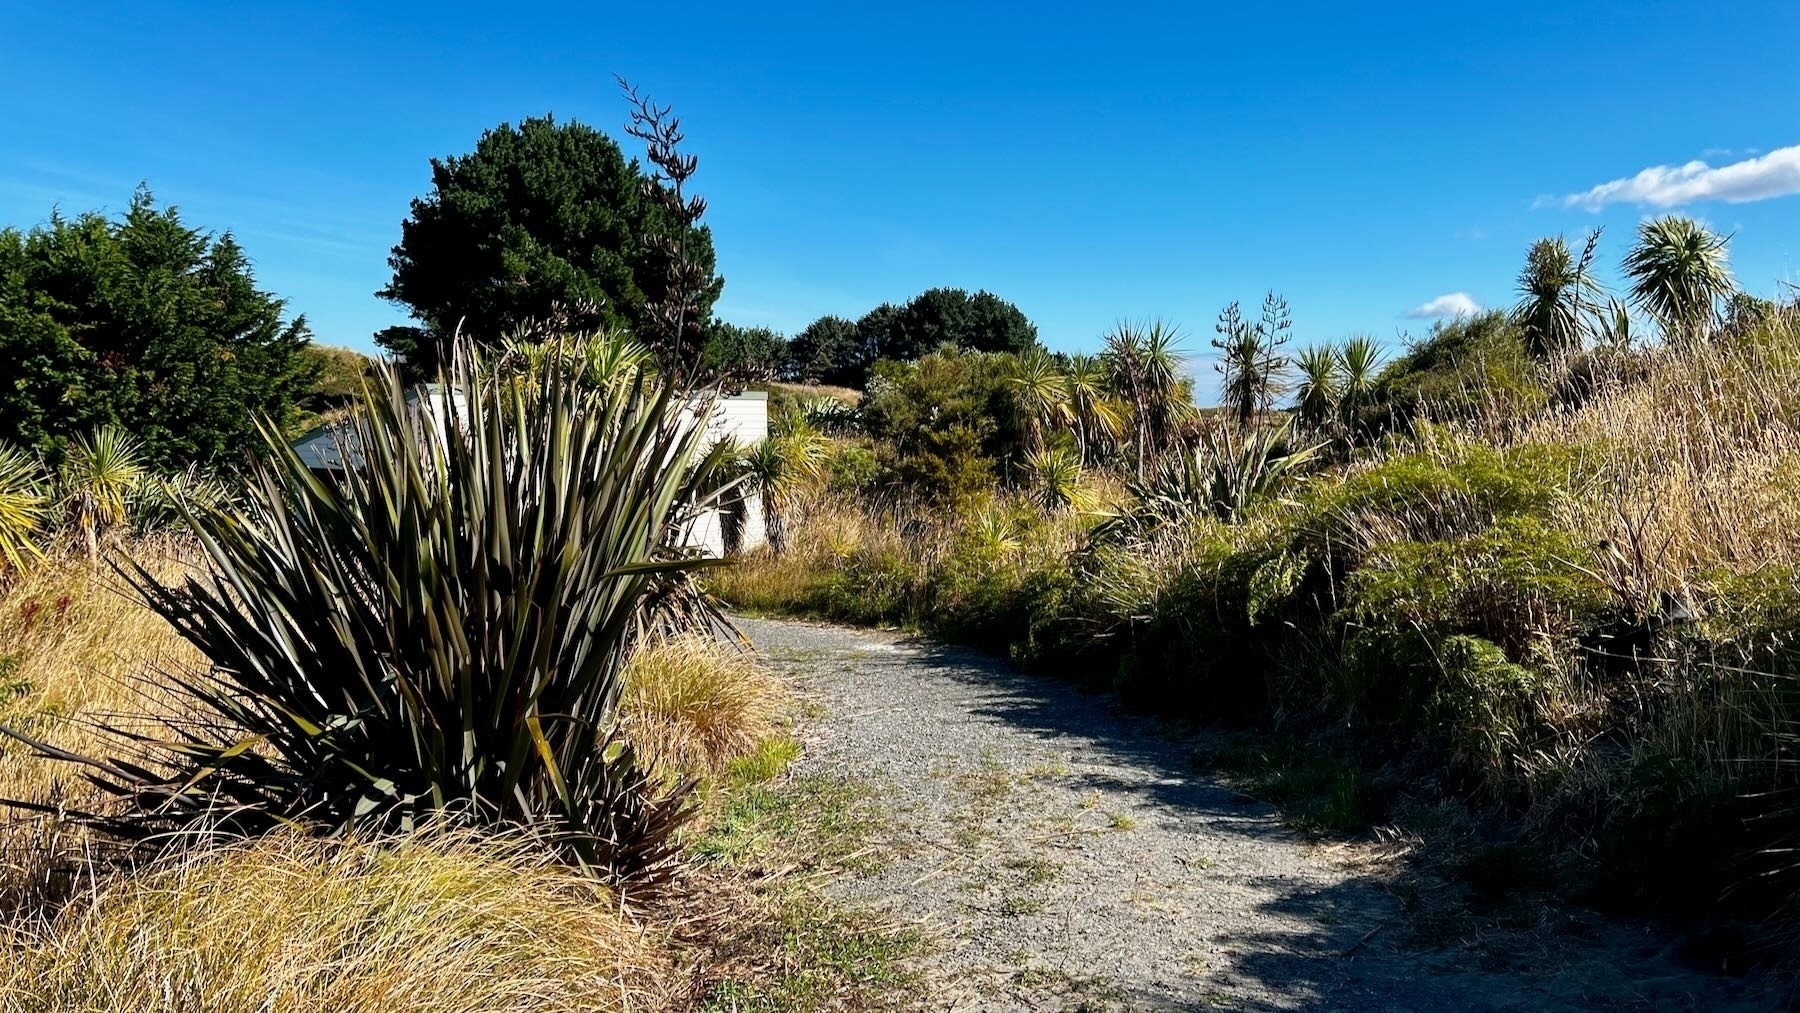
[
  {"xmin": 377, "ymin": 114, "xmax": 722, "ymax": 376},
  {"xmin": 0, "ymin": 189, "xmax": 317, "ymax": 471},
  {"xmin": 787, "ymin": 315, "xmax": 864, "ymax": 386},
  {"xmin": 699, "ymin": 321, "xmax": 787, "ymax": 381},
  {"xmin": 782, "ymin": 290, "xmax": 1038, "ymax": 389},
  {"xmin": 864, "ymin": 287, "xmax": 1039, "ymax": 363}
]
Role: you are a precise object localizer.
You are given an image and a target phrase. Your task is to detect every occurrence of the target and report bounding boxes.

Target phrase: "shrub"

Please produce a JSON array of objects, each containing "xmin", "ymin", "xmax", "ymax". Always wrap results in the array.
[
  {"xmin": 3, "ymin": 340, "xmax": 735, "ymax": 884},
  {"xmin": 1371, "ymin": 310, "xmax": 1547, "ymax": 431},
  {"xmin": 1343, "ymin": 516, "xmax": 1606, "ymax": 660},
  {"xmin": 1337, "ymin": 517, "xmax": 1603, "ymax": 778},
  {"xmin": 820, "ymin": 442, "xmax": 880, "ymax": 495},
  {"xmin": 861, "ymin": 347, "xmax": 1021, "ymax": 499},
  {"xmin": 1295, "ymin": 439, "xmax": 1583, "ymax": 563}
]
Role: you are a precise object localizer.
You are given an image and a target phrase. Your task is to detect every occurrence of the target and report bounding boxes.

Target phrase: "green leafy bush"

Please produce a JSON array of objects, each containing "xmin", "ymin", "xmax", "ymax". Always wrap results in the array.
[
  {"xmin": 861, "ymin": 348, "xmax": 1021, "ymax": 500},
  {"xmin": 1338, "ymin": 517, "xmax": 1602, "ymax": 778},
  {"xmin": 1371, "ymin": 311, "xmax": 1547, "ymax": 430},
  {"xmin": 1294, "ymin": 440, "xmax": 1584, "ymax": 562},
  {"xmin": 1344, "ymin": 516, "xmax": 1606, "ymax": 658},
  {"xmin": 820, "ymin": 442, "xmax": 880, "ymax": 495}
]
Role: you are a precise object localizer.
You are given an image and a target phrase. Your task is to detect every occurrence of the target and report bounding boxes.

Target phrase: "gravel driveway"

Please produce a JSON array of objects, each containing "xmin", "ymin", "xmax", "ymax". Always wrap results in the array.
[{"xmin": 739, "ymin": 617, "xmax": 1781, "ymax": 1012}]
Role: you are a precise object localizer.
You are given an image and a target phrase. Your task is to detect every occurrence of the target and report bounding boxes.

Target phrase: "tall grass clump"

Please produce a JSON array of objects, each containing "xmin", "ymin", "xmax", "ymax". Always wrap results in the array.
[
  {"xmin": 2, "ymin": 338, "xmax": 737, "ymax": 885},
  {"xmin": 0, "ymin": 829, "xmax": 678, "ymax": 1013},
  {"xmin": 621, "ymin": 633, "xmax": 782, "ymax": 782},
  {"xmin": 0, "ymin": 543, "xmax": 201, "ymax": 910}
]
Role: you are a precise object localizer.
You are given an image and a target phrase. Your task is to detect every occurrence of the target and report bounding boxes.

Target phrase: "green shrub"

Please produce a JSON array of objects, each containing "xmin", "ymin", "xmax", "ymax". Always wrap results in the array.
[
  {"xmin": 820, "ymin": 442, "xmax": 880, "ymax": 496},
  {"xmin": 1370, "ymin": 311, "xmax": 1548, "ymax": 430},
  {"xmin": 861, "ymin": 348, "xmax": 1021, "ymax": 500},
  {"xmin": 1344, "ymin": 516, "xmax": 1606, "ymax": 657},
  {"xmin": 1298, "ymin": 441, "xmax": 1583, "ymax": 557},
  {"xmin": 1336, "ymin": 517, "xmax": 1601, "ymax": 774}
]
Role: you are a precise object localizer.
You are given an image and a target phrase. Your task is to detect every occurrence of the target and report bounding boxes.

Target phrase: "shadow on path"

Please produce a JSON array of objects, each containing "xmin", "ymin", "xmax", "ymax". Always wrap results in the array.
[{"xmin": 744, "ymin": 618, "xmax": 1779, "ymax": 1012}]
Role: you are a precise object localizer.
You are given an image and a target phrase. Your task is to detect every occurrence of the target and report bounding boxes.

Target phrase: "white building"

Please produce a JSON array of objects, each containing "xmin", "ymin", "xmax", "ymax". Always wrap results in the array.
[
  {"xmin": 291, "ymin": 386, "xmax": 768, "ymax": 558},
  {"xmin": 685, "ymin": 390, "xmax": 768, "ymax": 557}
]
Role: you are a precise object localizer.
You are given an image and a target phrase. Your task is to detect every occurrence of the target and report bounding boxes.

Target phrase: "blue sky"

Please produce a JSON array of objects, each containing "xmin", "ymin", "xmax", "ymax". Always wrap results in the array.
[{"xmin": 4, "ymin": 1, "xmax": 1798, "ymax": 383}]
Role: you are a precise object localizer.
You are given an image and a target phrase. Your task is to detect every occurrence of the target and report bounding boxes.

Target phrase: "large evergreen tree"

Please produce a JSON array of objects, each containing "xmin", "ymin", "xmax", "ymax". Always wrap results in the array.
[
  {"xmin": 787, "ymin": 314, "xmax": 864, "ymax": 386},
  {"xmin": 699, "ymin": 321, "xmax": 787, "ymax": 381},
  {"xmin": 0, "ymin": 189, "xmax": 316, "ymax": 471},
  {"xmin": 863, "ymin": 287, "xmax": 1038, "ymax": 362},
  {"xmin": 377, "ymin": 114, "xmax": 722, "ymax": 376}
]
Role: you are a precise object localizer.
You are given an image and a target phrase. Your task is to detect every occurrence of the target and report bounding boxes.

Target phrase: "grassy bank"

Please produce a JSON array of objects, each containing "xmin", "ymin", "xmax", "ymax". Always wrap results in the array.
[{"xmin": 709, "ymin": 322, "xmax": 1800, "ymax": 933}]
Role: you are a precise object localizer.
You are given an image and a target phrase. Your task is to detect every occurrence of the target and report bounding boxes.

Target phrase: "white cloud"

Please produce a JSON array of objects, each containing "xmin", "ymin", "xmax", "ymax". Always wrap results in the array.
[
  {"xmin": 1555, "ymin": 144, "xmax": 1800, "ymax": 211},
  {"xmin": 1405, "ymin": 292, "xmax": 1481, "ymax": 319}
]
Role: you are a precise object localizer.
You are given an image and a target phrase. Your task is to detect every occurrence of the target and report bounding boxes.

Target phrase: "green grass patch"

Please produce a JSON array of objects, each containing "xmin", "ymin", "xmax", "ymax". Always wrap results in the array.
[
  {"xmin": 1209, "ymin": 738, "xmax": 1385, "ymax": 835},
  {"xmin": 689, "ymin": 739, "xmax": 923, "ymax": 1010},
  {"xmin": 700, "ymin": 893, "xmax": 924, "ymax": 1013},
  {"xmin": 692, "ymin": 763, "xmax": 890, "ymax": 874},
  {"xmin": 723, "ymin": 735, "xmax": 804, "ymax": 787}
]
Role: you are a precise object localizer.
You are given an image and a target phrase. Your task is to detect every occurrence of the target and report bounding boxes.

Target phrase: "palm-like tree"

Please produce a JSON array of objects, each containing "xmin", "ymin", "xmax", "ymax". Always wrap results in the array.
[
  {"xmin": 1335, "ymin": 335, "xmax": 1384, "ymax": 440},
  {"xmin": 1513, "ymin": 230, "xmax": 1603, "ymax": 359},
  {"xmin": 0, "ymin": 445, "xmax": 48, "ymax": 575},
  {"xmin": 1594, "ymin": 297, "xmax": 1635, "ymax": 351},
  {"xmin": 1212, "ymin": 294, "xmax": 1292, "ymax": 430},
  {"xmin": 1005, "ymin": 350, "xmax": 1072, "ymax": 455},
  {"xmin": 1063, "ymin": 353, "xmax": 1123, "ymax": 464},
  {"xmin": 741, "ymin": 422, "xmax": 827, "ymax": 555},
  {"xmin": 1292, "ymin": 346, "xmax": 1342, "ymax": 435},
  {"xmin": 60, "ymin": 425, "xmax": 145, "ymax": 559},
  {"xmin": 1140, "ymin": 322, "xmax": 1192, "ymax": 450},
  {"xmin": 1024, "ymin": 445, "xmax": 1085, "ymax": 514},
  {"xmin": 1622, "ymin": 216, "xmax": 1734, "ymax": 346},
  {"xmin": 1104, "ymin": 321, "xmax": 1189, "ymax": 477}
]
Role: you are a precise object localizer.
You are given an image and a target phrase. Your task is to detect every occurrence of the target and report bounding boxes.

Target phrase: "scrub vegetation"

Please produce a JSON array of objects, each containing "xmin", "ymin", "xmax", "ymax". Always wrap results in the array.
[{"xmin": 713, "ymin": 223, "xmax": 1800, "ymax": 957}]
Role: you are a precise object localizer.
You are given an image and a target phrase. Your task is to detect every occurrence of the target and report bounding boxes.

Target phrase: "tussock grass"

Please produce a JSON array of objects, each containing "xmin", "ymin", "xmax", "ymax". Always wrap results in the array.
[
  {"xmin": 0, "ymin": 829, "xmax": 680, "ymax": 1013},
  {"xmin": 0, "ymin": 544, "xmax": 918, "ymax": 1011},
  {"xmin": 621, "ymin": 632, "xmax": 784, "ymax": 782},
  {"xmin": 0, "ymin": 542, "xmax": 200, "ymax": 909}
]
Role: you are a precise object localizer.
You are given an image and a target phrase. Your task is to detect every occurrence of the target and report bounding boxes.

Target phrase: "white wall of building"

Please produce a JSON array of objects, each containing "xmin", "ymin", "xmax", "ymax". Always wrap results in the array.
[{"xmin": 685, "ymin": 391, "xmax": 768, "ymax": 557}]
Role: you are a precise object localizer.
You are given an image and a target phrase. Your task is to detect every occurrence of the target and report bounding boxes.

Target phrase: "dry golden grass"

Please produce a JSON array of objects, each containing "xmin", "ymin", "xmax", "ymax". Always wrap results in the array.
[
  {"xmin": 756, "ymin": 379, "xmax": 862, "ymax": 404},
  {"xmin": 0, "ymin": 541, "xmax": 201, "ymax": 909},
  {"xmin": 620, "ymin": 633, "xmax": 784, "ymax": 782},
  {"xmin": 710, "ymin": 481, "xmax": 1094, "ymax": 625},
  {"xmin": 0, "ymin": 829, "xmax": 680, "ymax": 1013},
  {"xmin": 1516, "ymin": 326, "xmax": 1800, "ymax": 583}
]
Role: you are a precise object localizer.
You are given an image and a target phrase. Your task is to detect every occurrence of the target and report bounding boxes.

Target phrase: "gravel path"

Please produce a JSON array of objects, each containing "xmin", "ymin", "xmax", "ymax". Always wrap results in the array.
[{"xmin": 740, "ymin": 617, "xmax": 1783, "ymax": 1012}]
